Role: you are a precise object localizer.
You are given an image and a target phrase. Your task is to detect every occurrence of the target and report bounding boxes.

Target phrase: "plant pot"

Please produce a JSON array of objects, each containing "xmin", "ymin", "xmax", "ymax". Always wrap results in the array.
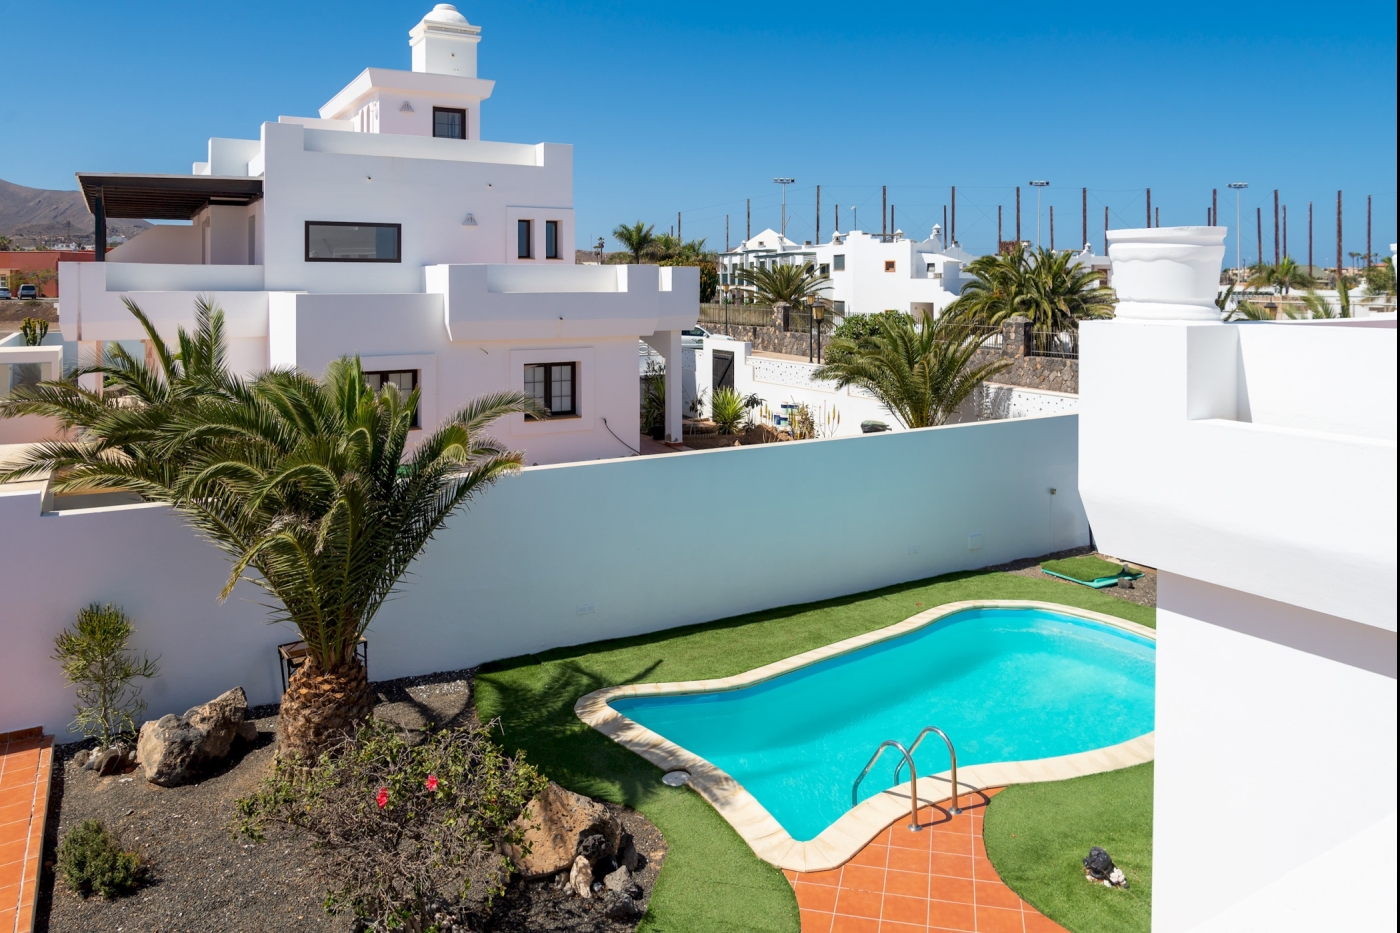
[
  {"xmin": 648, "ymin": 425, "xmax": 665, "ymax": 441},
  {"xmin": 1107, "ymin": 226, "xmax": 1226, "ymax": 321}
]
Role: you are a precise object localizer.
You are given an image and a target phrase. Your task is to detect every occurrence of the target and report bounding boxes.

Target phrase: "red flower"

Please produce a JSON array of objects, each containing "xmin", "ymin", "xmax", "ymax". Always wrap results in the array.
[
  {"xmin": 425, "ymin": 775, "xmax": 439, "ymax": 792},
  {"xmin": 376, "ymin": 787, "xmax": 389, "ymax": 809}
]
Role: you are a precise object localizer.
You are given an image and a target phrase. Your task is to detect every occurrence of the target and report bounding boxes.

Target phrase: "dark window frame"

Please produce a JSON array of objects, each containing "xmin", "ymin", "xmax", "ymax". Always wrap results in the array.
[
  {"xmin": 832, "ymin": 254, "xmax": 846, "ymax": 271},
  {"xmin": 523, "ymin": 361, "xmax": 578, "ymax": 419},
  {"xmin": 517, "ymin": 219, "xmax": 534, "ymax": 259},
  {"xmin": 545, "ymin": 220, "xmax": 561, "ymax": 259},
  {"xmin": 364, "ymin": 368, "xmax": 420, "ymax": 428},
  {"xmin": 432, "ymin": 106, "xmax": 467, "ymax": 139},
  {"xmin": 304, "ymin": 221, "xmax": 402, "ymax": 263}
]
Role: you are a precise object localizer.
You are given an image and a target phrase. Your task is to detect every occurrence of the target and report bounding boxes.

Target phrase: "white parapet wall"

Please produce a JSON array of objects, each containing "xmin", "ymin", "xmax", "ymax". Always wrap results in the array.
[
  {"xmin": 0, "ymin": 414, "xmax": 1087, "ymax": 738},
  {"xmin": 1082, "ymin": 226, "xmax": 1397, "ymax": 932}
]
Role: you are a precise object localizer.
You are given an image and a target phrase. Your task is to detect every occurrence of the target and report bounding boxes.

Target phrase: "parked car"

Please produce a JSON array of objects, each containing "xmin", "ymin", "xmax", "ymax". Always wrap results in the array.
[
  {"xmin": 681, "ymin": 325, "xmax": 712, "ymax": 350},
  {"xmin": 16, "ymin": 284, "xmax": 39, "ymax": 299},
  {"xmin": 0, "ymin": 286, "xmax": 11, "ymax": 300}
]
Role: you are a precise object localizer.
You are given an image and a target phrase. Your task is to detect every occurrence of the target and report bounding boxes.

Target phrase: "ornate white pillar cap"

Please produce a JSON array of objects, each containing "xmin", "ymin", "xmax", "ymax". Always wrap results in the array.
[{"xmin": 1108, "ymin": 226, "xmax": 1226, "ymax": 322}]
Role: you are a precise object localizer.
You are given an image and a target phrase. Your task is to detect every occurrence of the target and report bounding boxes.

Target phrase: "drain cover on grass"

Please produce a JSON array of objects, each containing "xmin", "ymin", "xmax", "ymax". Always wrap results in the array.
[{"xmin": 662, "ymin": 770, "xmax": 691, "ymax": 786}]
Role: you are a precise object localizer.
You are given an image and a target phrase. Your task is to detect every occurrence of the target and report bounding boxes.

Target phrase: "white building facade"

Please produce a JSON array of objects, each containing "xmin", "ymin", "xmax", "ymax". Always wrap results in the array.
[
  {"xmin": 45, "ymin": 4, "xmax": 695, "ymax": 461},
  {"xmin": 1079, "ymin": 226, "xmax": 1397, "ymax": 931}
]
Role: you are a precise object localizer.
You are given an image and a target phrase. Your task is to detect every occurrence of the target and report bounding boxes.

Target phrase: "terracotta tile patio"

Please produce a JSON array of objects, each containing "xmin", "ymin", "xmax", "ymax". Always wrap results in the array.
[
  {"xmin": 785, "ymin": 788, "xmax": 1067, "ymax": 933},
  {"xmin": 0, "ymin": 728, "xmax": 53, "ymax": 933}
]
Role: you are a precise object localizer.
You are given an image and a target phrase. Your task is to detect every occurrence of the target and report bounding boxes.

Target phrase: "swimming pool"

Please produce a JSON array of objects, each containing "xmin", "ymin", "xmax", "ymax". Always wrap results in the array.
[{"xmin": 606, "ymin": 605, "xmax": 1155, "ymax": 842}]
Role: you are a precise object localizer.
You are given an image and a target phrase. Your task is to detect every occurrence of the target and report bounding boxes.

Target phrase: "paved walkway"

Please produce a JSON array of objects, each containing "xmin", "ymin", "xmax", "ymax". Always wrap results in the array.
[
  {"xmin": 0, "ymin": 728, "xmax": 52, "ymax": 933},
  {"xmin": 786, "ymin": 788, "xmax": 1067, "ymax": 933}
]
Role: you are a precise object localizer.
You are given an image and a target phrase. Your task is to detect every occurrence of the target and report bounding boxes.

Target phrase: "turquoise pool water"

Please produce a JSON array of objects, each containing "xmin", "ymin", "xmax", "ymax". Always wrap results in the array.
[{"xmin": 611, "ymin": 607, "xmax": 1155, "ymax": 841}]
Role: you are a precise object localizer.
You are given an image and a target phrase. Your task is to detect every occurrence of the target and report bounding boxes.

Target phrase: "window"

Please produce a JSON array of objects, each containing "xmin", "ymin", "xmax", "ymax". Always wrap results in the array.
[
  {"xmin": 884, "ymin": 260, "xmax": 897, "ymax": 272},
  {"xmin": 833, "ymin": 254, "xmax": 845, "ymax": 271},
  {"xmin": 364, "ymin": 369, "xmax": 420, "ymax": 427},
  {"xmin": 524, "ymin": 362, "xmax": 577, "ymax": 417},
  {"xmin": 432, "ymin": 107, "xmax": 466, "ymax": 139},
  {"xmin": 517, "ymin": 219, "xmax": 533, "ymax": 259},
  {"xmin": 545, "ymin": 220, "xmax": 560, "ymax": 259},
  {"xmin": 833, "ymin": 301, "xmax": 846, "ymax": 315},
  {"xmin": 818, "ymin": 263, "xmax": 830, "ymax": 275},
  {"xmin": 305, "ymin": 222, "xmax": 401, "ymax": 262}
]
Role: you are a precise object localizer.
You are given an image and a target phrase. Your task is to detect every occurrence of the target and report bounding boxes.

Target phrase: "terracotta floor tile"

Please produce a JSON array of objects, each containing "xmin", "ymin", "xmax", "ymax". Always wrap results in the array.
[
  {"xmin": 878, "ymin": 921, "xmax": 925, "ymax": 933},
  {"xmin": 888, "ymin": 825, "xmax": 932, "ymax": 850},
  {"xmin": 0, "ymin": 907, "xmax": 18, "ymax": 929},
  {"xmin": 797, "ymin": 880, "xmax": 841, "ymax": 913},
  {"xmin": 927, "ymin": 875, "xmax": 975, "ymax": 905},
  {"xmin": 841, "ymin": 864, "xmax": 887, "ymax": 894},
  {"xmin": 926, "ymin": 898, "xmax": 977, "ymax": 931},
  {"xmin": 0, "ymin": 771, "xmax": 36, "ymax": 792},
  {"xmin": 880, "ymin": 893, "xmax": 928, "ymax": 925},
  {"xmin": 834, "ymin": 887, "xmax": 883, "ymax": 919},
  {"xmin": 784, "ymin": 869, "xmax": 798, "ymax": 882},
  {"xmin": 976, "ymin": 905, "xmax": 1026, "ymax": 933},
  {"xmin": 886, "ymin": 844, "xmax": 930, "ymax": 874},
  {"xmin": 1022, "ymin": 912, "xmax": 1069, "ymax": 932},
  {"xmin": 931, "ymin": 833, "xmax": 973, "ymax": 856},
  {"xmin": 850, "ymin": 844, "xmax": 890, "ymax": 868},
  {"xmin": 929, "ymin": 852, "xmax": 975, "ymax": 880},
  {"xmin": 0, "ymin": 861, "xmax": 22, "ymax": 889},
  {"xmin": 804, "ymin": 868, "xmax": 845, "ymax": 886},
  {"xmin": 831, "ymin": 916, "xmax": 880, "ymax": 933},
  {"xmin": 975, "ymin": 881, "xmax": 1023, "ymax": 910},
  {"xmin": 0, "ymin": 838, "xmax": 30, "ymax": 868},
  {"xmin": 801, "ymin": 909, "xmax": 835, "ymax": 933},
  {"xmin": 884, "ymin": 868, "xmax": 930, "ymax": 899},
  {"xmin": 971, "ymin": 857, "xmax": 999, "ymax": 880}
]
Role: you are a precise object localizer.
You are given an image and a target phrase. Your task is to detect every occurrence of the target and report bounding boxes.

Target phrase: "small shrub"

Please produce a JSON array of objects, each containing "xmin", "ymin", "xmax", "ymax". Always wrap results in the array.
[
  {"xmin": 822, "ymin": 310, "xmax": 906, "ymax": 366},
  {"xmin": 57, "ymin": 820, "xmax": 144, "ymax": 899},
  {"xmin": 640, "ymin": 360, "xmax": 666, "ymax": 433},
  {"xmin": 236, "ymin": 719, "xmax": 546, "ymax": 932},
  {"xmin": 52, "ymin": 604, "xmax": 160, "ymax": 748},
  {"xmin": 710, "ymin": 386, "xmax": 748, "ymax": 434}
]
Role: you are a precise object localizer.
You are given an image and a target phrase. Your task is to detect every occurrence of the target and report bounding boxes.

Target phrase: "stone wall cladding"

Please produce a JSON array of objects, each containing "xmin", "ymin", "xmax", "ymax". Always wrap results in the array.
[{"xmin": 708, "ymin": 316, "xmax": 1078, "ymax": 394}]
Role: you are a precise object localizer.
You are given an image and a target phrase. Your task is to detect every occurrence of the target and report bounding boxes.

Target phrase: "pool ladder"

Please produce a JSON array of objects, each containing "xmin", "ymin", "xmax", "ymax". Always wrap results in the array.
[{"xmin": 851, "ymin": 726, "xmax": 961, "ymax": 833}]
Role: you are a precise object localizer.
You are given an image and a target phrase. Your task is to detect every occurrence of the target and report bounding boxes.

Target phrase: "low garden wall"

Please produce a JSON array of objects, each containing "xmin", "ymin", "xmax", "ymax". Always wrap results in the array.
[{"xmin": 0, "ymin": 414, "xmax": 1088, "ymax": 738}]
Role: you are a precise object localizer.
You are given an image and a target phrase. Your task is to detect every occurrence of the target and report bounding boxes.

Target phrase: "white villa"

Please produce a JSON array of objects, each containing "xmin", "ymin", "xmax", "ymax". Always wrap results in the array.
[
  {"xmin": 39, "ymin": 3, "xmax": 695, "ymax": 460},
  {"xmin": 720, "ymin": 225, "xmax": 1114, "ymax": 319}
]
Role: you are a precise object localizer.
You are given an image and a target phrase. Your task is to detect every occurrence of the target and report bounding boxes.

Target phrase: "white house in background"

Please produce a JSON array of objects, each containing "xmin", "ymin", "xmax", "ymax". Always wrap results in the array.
[
  {"xmin": 720, "ymin": 227, "xmax": 974, "ymax": 317},
  {"xmin": 1080, "ymin": 226, "xmax": 1397, "ymax": 932},
  {"xmin": 32, "ymin": 4, "xmax": 694, "ymax": 460}
]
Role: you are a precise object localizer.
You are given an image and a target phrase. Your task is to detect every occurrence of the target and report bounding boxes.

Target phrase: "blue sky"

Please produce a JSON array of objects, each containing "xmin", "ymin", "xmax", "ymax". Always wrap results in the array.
[{"xmin": 3, "ymin": 0, "xmax": 1395, "ymax": 263}]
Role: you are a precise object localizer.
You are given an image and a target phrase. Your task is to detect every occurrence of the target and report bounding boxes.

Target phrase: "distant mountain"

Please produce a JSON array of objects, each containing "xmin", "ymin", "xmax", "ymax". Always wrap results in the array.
[{"xmin": 0, "ymin": 178, "xmax": 150, "ymax": 244}]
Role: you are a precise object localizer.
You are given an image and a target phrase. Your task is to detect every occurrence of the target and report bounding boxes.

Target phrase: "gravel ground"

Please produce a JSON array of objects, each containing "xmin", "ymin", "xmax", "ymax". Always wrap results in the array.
[
  {"xmin": 983, "ymin": 546, "xmax": 1158, "ymax": 609},
  {"xmin": 39, "ymin": 669, "xmax": 664, "ymax": 933}
]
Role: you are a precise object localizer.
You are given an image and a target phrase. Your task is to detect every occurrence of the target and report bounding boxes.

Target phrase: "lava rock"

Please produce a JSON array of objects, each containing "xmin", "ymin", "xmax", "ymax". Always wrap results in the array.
[
  {"xmin": 72, "ymin": 749, "xmax": 92, "ymax": 770},
  {"xmin": 603, "ymin": 891, "xmax": 641, "ymax": 920},
  {"xmin": 90, "ymin": 744, "xmax": 134, "ymax": 776},
  {"xmin": 506, "ymin": 782, "xmax": 621, "ymax": 879},
  {"xmin": 577, "ymin": 832, "xmax": 611, "ymax": 865},
  {"xmin": 568, "ymin": 855, "xmax": 593, "ymax": 898},
  {"xmin": 603, "ymin": 865, "xmax": 632, "ymax": 893},
  {"xmin": 136, "ymin": 686, "xmax": 258, "ymax": 787},
  {"xmin": 1084, "ymin": 846, "xmax": 1115, "ymax": 880},
  {"xmin": 618, "ymin": 832, "xmax": 645, "ymax": 872}
]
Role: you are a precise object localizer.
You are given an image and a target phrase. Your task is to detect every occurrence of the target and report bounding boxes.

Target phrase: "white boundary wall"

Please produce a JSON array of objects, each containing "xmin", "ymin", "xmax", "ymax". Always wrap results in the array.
[{"xmin": 0, "ymin": 414, "xmax": 1087, "ymax": 738}]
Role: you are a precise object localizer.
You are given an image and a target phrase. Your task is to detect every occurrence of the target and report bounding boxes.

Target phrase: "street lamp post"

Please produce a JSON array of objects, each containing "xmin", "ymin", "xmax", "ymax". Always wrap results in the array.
[
  {"xmin": 1228, "ymin": 183, "xmax": 1249, "ymax": 274},
  {"xmin": 812, "ymin": 299, "xmax": 826, "ymax": 364},
  {"xmin": 774, "ymin": 178, "xmax": 795, "ymax": 237},
  {"xmin": 1029, "ymin": 181, "xmax": 1050, "ymax": 248}
]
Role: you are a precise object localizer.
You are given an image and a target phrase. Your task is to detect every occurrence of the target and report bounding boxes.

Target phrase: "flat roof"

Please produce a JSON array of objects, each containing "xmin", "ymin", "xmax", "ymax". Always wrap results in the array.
[{"xmin": 76, "ymin": 173, "xmax": 264, "ymax": 220}]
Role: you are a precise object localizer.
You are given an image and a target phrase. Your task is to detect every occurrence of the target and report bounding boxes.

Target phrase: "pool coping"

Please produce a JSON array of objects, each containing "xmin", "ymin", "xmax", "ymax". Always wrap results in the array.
[{"xmin": 573, "ymin": 599, "xmax": 1157, "ymax": 872}]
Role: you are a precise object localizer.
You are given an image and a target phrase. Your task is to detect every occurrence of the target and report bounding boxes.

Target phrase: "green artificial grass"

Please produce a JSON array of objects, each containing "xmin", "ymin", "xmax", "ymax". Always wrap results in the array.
[
  {"xmin": 475, "ymin": 570, "xmax": 1153, "ymax": 933},
  {"xmin": 1041, "ymin": 555, "xmax": 1137, "ymax": 584},
  {"xmin": 984, "ymin": 763, "xmax": 1154, "ymax": 933}
]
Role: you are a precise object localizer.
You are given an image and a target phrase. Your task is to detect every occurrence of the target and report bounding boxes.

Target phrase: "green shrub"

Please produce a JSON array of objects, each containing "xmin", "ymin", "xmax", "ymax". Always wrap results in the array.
[
  {"xmin": 57, "ymin": 820, "xmax": 144, "ymax": 899},
  {"xmin": 640, "ymin": 360, "xmax": 666, "ymax": 433},
  {"xmin": 821, "ymin": 310, "xmax": 907, "ymax": 366},
  {"xmin": 710, "ymin": 386, "xmax": 748, "ymax": 434},
  {"xmin": 236, "ymin": 719, "xmax": 546, "ymax": 931},
  {"xmin": 52, "ymin": 604, "xmax": 160, "ymax": 748}
]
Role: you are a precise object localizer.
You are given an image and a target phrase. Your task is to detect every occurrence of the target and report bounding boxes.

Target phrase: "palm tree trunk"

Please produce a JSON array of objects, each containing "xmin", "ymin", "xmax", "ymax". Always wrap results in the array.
[{"xmin": 277, "ymin": 656, "xmax": 374, "ymax": 760}]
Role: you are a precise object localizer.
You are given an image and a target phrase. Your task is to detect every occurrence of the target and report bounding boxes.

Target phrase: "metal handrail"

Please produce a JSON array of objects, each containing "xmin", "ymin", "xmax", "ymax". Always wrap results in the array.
[
  {"xmin": 852, "ymin": 740, "xmax": 922, "ymax": 832},
  {"xmin": 894, "ymin": 726, "xmax": 962, "ymax": 816}
]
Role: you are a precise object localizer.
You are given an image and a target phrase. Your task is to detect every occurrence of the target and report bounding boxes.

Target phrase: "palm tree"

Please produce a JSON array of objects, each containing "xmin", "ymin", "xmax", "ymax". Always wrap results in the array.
[
  {"xmin": 1246, "ymin": 256, "xmax": 1313, "ymax": 296},
  {"xmin": 949, "ymin": 245, "xmax": 1114, "ymax": 349},
  {"xmin": 812, "ymin": 312, "xmax": 1010, "ymax": 428},
  {"xmin": 0, "ymin": 300, "xmax": 541, "ymax": 759},
  {"xmin": 735, "ymin": 261, "xmax": 829, "ymax": 307},
  {"xmin": 612, "ymin": 221, "xmax": 656, "ymax": 264},
  {"xmin": 1297, "ymin": 282, "xmax": 1352, "ymax": 319}
]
